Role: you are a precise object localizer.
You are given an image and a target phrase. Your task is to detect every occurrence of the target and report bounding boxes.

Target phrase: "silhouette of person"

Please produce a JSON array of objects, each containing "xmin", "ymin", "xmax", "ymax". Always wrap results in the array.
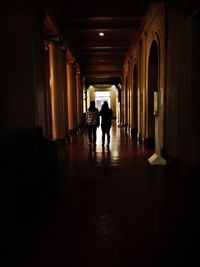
[
  {"xmin": 86, "ymin": 101, "xmax": 99, "ymax": 146},
  {"xmin": 99, "ymin": 101, "xmax": 113, "ymax": 146}
]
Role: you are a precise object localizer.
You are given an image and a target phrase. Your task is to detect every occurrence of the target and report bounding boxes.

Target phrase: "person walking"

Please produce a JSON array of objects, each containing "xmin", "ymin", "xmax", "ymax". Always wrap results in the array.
[
  {"xmin": 99, "ymin": 101, "xmax": 113, "ymax": 146},
  {"xmin": 86, "ymin": 101, "xmax": 99, "ymax": 146}
]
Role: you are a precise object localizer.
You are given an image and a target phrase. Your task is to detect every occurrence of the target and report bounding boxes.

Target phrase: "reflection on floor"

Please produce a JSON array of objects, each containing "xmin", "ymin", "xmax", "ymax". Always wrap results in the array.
[{"xmin": 5, "ymin": 124, "xmax": 200, "ymax": 266}]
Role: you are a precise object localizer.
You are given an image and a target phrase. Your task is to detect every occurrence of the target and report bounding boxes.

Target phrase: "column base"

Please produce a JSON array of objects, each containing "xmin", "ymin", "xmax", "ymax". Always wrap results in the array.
[
  {"xmin": 148, "ymin": 153, "xmax": 167, "ymax": 165},
  {"xmin": 131, "ymin": 128, "xmax": 137, "ymax": 137},
  {"xmin": 145, "ymin": 137, "xmax": 155, "ymax": 148},
  {"xmin": 137, "ymin": 133, "xmax": 143, "ymax": 143}
]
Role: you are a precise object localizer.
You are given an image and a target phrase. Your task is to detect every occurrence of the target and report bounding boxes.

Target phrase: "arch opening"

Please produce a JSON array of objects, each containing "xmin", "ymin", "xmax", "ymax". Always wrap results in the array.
[
  {"xmin": 132, "ymin": 64, "xmax": 138, "ymax": 136},
  {"xmin": 147, "ymin": 40, "xmax": 159, "ymax": 147}
]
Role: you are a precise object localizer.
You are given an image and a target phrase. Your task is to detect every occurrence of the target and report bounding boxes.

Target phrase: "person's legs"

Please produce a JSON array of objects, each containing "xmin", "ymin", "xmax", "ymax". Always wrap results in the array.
[
  {"xmin": 104, "ymin": 126, "xmax": 111, "ymax": 145},
  {"xmin": 101, "ymin": 126, "xmax": 106, "ymax": 145},
  {"xmin": 102, "ymin": 131, "xmax": 105, "ymax": 145},
  {"xmin": 88, "ymin": 126, "xmax": 92, "ymax": 144},
  {"xmin": 92, "ymin": 125, "xmax": 97, "ymax": 145},
  {"xmin": 107, "ymin": 130, "xmax": 110, "ymax": 144}
]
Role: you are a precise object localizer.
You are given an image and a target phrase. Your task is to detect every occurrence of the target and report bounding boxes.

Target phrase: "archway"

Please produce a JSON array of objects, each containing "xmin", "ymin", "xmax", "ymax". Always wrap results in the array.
[{"xmin": 147, "ymin": 40, "xmax": 158, "ymax": 147}]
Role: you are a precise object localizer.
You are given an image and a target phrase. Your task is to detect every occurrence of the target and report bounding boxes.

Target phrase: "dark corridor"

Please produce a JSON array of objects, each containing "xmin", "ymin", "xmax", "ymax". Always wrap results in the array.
[{"xmin": 4, "ymin": 124, "xmax": 200, "ymax": 267}]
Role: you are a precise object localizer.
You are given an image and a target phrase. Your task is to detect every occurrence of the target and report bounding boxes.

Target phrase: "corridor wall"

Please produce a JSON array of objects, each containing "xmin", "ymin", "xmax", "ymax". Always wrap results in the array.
[
  {"xmin": 1, "ymin": 3, "xmax": 47, "ymax": 136},
  {"xmin": 123, "ymin": 1, "xmax": 200, "ymax": 168},
  {"xmin": 123, "ymin": 3, "xmax": 165, "ymax": 151},
  {"xmin": 166, "ymin": 2, "xmax": 200, "ymax": 167}
]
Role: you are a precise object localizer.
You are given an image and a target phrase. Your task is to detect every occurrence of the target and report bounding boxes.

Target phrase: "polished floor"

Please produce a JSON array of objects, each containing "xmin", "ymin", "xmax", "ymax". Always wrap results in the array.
[{"xmin": 8, "ymin": 124, "xmax": 200, "ymax": 266}]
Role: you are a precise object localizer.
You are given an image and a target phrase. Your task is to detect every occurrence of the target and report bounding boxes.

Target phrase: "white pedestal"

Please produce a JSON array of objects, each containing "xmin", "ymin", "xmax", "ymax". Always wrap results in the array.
[{"xmin": 148, "ymin": 153, "xmax": 167, "ymax": 165}]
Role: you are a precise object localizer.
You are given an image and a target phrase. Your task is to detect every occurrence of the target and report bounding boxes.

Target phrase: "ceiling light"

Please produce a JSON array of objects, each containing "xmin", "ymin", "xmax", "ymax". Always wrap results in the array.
[{"xmin": 99, "ymin": 32, "xmax": 104, "ymax": 36}]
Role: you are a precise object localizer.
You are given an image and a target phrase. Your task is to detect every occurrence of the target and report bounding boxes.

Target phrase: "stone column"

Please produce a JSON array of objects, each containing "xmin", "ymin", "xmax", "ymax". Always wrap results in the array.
[
  {"xmin": 44, "ymin": 42, "xmax": 52, "ymax": 138},
  {"xmin": 120, "ymin": 87, "xmax": 124, "ymax": 126},
  {"xmin": 66, "ymin": 50, "xmax": 77, "ymax": 133},
  {"xmin": 49, "ymin": 42, "xmax": 66, "ymax": 140},
  {"xmin": 76, "ymin": 66, "xmax": 82, "ymax": 127},
  {"xmin": 128, "ymin": 58, "xmax": 132, "ymax": 130},
  {"xmin": 124, "ymin": 76, "xmax": 128, "ymax": 127}
]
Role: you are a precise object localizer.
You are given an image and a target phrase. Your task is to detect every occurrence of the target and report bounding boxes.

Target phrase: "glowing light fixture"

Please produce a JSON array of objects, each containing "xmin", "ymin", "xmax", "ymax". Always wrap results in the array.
[{"xmin": 99, "ymin": 32, "xmax": 104, "ymax": 36}]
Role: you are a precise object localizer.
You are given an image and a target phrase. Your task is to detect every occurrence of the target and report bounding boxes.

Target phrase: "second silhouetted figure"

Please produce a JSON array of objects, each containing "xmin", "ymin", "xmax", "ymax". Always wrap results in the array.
[{"xmin": 99, "ymin": 101, "xmax": 113, "ymax": 146}]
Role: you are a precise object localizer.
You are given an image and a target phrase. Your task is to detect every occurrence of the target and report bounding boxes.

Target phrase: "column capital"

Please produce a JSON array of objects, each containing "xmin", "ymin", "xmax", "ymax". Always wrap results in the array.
[
  {"xmin": 66, "ymin": 58, "xmax": 74, "ymax": 65},
  {"xmin": 142, "ymin": 30, "xmax": 148, "ymax": 41},
  {"xmin": 66, "ymin": 48, "xmax": 75, "ymax": 64},
  {"xmin": 76, "ymin": 66, "xmax": 81, "ymax": 75},
  {"xmin": 44, "ymin": 40, "xmax": 49, "ymax": 51},
  {"xmin": 44, "ymin": 39, "xmax": 67, "ymax": 52}
]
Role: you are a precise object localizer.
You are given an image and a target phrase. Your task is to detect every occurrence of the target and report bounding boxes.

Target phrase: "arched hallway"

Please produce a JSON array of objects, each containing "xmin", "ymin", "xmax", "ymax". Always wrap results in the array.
[
  {"xmin": 8, "ymin": 124, "xmax": 200, "ymax": 267},
  {"xmin": 1, "ymin": 1, "xmax": 200, "ymax": 266}
]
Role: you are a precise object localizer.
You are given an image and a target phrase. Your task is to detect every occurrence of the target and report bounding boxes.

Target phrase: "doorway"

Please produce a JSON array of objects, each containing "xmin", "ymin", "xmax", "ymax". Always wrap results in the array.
[{"xmin": 95, "ymin": 91, "xmax": 111, "ymax": 110}]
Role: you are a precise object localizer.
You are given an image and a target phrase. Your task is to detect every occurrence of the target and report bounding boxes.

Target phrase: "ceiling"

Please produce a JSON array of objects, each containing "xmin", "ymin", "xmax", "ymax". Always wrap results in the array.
[{"xmin": 44, "ymin": 0, "xmax": 153, "ymax": 86}]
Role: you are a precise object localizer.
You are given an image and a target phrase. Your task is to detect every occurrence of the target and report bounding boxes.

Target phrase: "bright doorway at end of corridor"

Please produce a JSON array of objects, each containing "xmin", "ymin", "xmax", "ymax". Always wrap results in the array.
[
  {"xmin": 95, "ymin": 91, "xmax": 111, "ymax": 110},
  {"xmin": 87, "ymin": 84, "xmax": 119, "ymax": 123}
]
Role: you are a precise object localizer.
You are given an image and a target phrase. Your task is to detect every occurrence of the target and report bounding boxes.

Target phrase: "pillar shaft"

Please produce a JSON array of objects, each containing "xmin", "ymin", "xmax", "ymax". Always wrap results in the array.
[
  {"xmin": 66, "ymin": 59, "xmax": 77, "ymax": 131},
  {"xmin": 76, "ymin": 68, "xmax": 83, "ymax": 126},
  {"xmin": 49, "ymin": 42, "xmax": 66, "ymax": 139}
]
